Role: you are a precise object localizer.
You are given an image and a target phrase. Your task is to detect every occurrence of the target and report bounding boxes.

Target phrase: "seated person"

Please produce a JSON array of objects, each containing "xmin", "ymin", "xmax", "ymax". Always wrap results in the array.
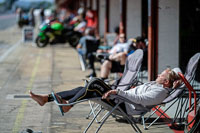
[
  {"xmin": 76, "ymin": 28, "xmax": 99, "ymax": 77},
  {"xmin": 70, "ymin": 14, "xmax": 87, "ymax": 33},
  {"xmin": 100, "ymin": 35, "xmax": 147, "ymax": 80},
  {"xmin": 85, "ymin": 9, "xmax": 98, "ymax": 29},
  {"xmin": 99, "ymin": 33, "xmax": 129, "ymax": 80},
  {"xmin": 128, "ymin": 36, "xmax": 148, "ymax": 70},
  {"xmin": 128, "ymin": 36, "xmax": 147, "ymax": 54},
  {"xmin": 30, "ymin": 68, "xmax": 181, "ymax": 114},
  {"xmin": 112, "ymin": 26, "xmax": 120, "ymax": 45}
]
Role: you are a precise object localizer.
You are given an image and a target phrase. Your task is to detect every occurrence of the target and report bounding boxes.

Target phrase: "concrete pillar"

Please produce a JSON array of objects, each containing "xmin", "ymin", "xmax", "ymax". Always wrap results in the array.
[
  {"xmin": 126, "ymin": 0, "xmax": 142, "ymax": 39},
  {"xmin": 99, "ymin": 0, "xmax": 106, "ymax": 36},
  {"xmin": 86, "ymin": 0, "xmax": 90, "ymax": 8},
  {"xmin": 158, "ymin": 0, "xmax": 179, "ymax": 73},
  {"xmin": 93, "ymin": 0, "xmax": 97, "ymax": 10},
  {"xmin": 109, "ymin": 0, "xmax": 120, "ymax": 33}
]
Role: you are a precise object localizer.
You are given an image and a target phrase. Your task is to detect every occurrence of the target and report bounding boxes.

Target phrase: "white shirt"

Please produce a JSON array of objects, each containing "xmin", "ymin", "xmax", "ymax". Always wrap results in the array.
[
  {"xmin": 118, "ymin": 81, "xmax": 170, "ymax": 115},
  {"xmin": 109, "ymin": 42, "xmax": 129, "ymax": 54}
]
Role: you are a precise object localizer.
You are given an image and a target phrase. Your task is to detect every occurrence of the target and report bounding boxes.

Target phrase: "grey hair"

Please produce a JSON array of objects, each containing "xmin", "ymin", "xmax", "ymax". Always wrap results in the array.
[{"xmin": 166, "ymin": 68, "xmax": 180, "ymax": 88}]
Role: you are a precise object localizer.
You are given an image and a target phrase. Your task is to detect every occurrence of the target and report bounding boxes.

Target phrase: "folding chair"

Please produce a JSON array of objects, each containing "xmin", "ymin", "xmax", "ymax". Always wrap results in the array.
[
  {"xmin": 78, "ymin": 39, "xmax": 100, "ymax": 71},
  {"xmin": 52, "ymin": 49, "xmax": 144, "ymax": 132},
  {"xmin": 84, "ymin": 94, "xmax": 145, "ymax": 133},
  {"xmin": 143, "ymin": 52, "xmax": 200, "ymax": 130},
  {"xmin": 177, "ymin": 72, "xmax": 198, "ymax": 132},
  {"xmin": 52, "ymin": 74, "xmax": 186, "ymax": 133},
  {"xmin": 52, "ymin": 92, "xmax": 143, "ymax": 133},
  {"xmin": 86, "ymin": 49, "xmax": 144, "ymax": 123},
  {"xmin": 139, "ymin": 49, "xmax": 148, "ymax": 82},
  {"xmin": 51, "ymin": 72, "xmax": 194, "ymax": 133}
]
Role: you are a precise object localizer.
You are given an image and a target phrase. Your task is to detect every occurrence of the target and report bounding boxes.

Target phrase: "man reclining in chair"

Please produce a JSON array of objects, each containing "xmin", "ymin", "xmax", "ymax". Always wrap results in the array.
[{"xmin": 30, "ymin": 68, "xmax": 181, "ymax": 114}]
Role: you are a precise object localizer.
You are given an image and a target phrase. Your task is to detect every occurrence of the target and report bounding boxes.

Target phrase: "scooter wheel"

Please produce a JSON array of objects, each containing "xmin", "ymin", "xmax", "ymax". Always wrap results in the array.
[{"xmin": 35, "ymin": 36, "xmax": 49, "ymax": 48}]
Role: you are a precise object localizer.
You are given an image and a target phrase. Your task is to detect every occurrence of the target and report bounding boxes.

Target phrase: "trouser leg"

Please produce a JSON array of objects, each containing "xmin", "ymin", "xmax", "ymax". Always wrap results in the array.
[
  {"xmin": 88, "ymin": 53, "xmax": 96, "ymax": 76},
  {"xmin": 87, "ymin": 53, "xmax": 95, "ymax": 70},
  {"xmin": 48, "ymin": 87, "xmax": 84, "ymax": 102},
  {"xmin": 56, "ymin": 86, "xmax": 84, "ymax": 100},
  {"xmin": 51, "ymin": 78, "xmax": 127, "ymax": 112},
  {"xmin": 55, "ymin": 78, "xmax": 111, "ymax": 104},
  {"xmin": 69, "ymin": 78, "xmax": 112, "ymax": 103}
]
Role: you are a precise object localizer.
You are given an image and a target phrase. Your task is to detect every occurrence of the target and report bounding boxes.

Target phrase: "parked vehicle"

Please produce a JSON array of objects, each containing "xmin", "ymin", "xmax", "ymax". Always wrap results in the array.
[
  {"xmin": 18, "ymin": 13, "xmax": 29, "ymax": 28},
  {"xmin": 35, "ymin": 19, "xmax": 82, "ymax": 48},
  {"xmin": 16, "ymin": 8, "xmax": 35, "ymax": 28}
]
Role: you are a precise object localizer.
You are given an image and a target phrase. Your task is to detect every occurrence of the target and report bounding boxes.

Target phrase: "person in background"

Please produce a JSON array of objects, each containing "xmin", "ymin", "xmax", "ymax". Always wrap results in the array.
[
  {"xmin": 69, "ymin": 7, "xmax": 87, "ymax": 33},
  {"xmin": 128, "ymin": 36, "xmax": 148, "ymax": 70},
  {"xmin": 29, "ymin": 8, "xmax": 35, "ymax": 27},
  {"xmin": 99, "ymin": 33, "xmax": 129, "ymax": 80},
  {"xmin": 112, "ymin": 26, "xmax": 120, "ymax": 45},
  {"xmin": 40, "ymin": 8, "xmax": 45, "ymax": 24},
  {"xmin": 76, "ymin": 28, "xmax": 99, "ymax": 77},
  {"xmin": 85, "ymin": 9, "xmax": 97, "ymax": 29},
  {"xmin": 73, "ymin": 15, "xmax": 87, "ymax": 33},
  {"xmin": 98, "ymin": 36, "xmax": 147, "ymax": 80},
  {"xmin": 16, "ymin": 8, "xmax": 22, "ymax": 23}
]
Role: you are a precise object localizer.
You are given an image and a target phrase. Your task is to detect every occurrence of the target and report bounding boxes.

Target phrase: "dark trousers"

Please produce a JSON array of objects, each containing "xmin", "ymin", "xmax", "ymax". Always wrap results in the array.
[
  {"xmin": 56, "ymin": 78, "xmax": 127, "ymax": 112},
  {"xmin": 57, "ymin": 78, "xmax": 111, "ymax": 103},
  {"xmin": 87, "ymin": 53, "xmax": 95, "ymax": 70}
]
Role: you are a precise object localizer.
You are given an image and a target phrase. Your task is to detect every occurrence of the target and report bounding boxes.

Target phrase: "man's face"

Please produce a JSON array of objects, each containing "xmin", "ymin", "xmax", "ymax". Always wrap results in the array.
[
  {"xmin": 156, "ymin": 69, "xmax": 169, "ymax": 85},
  {"xmin": 135, "ymin": 41, "xmax": 145, "ymax": 49},
  {"xmin": 119, "ymin": 34, "xmax": 125, "ymax": 43}
]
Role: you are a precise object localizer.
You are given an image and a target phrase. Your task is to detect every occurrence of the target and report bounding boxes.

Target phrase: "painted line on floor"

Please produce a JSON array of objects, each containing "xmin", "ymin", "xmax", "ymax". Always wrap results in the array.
[{"xmin": 12, "ymin": 49, "xmax": 42, "ymax": 133}]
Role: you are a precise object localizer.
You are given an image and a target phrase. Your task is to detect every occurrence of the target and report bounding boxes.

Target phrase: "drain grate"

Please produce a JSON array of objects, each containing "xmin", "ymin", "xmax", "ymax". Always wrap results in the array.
[
  {"xmin": 14, "ymin": 95, "xmax": 30, "ymax": 98},
  {"xmin": 6, "ymin": 94, "xmax": 30, "ymax": 100}
]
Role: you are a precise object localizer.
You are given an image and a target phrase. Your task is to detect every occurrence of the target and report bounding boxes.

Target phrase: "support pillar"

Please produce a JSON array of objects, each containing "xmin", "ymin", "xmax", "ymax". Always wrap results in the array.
[
  {"xmin": 120, "ymin": 0, "xmax": 127, "ymax": 35},
  {"xmin": 148, "ymin": 0, "xmax": 158, "ymax": 81}
]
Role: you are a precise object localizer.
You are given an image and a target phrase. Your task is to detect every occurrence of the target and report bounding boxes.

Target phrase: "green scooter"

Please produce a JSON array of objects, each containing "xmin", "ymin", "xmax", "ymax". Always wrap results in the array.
[{"xmin": 35, "ymin": 19, "xmax": 82, "ymax": 48}]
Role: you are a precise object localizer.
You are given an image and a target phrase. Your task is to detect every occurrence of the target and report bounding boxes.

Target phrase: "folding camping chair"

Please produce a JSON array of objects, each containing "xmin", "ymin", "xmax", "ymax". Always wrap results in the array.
[
  {"xmin": 52, "ymin": 91, "xmax": 143, "ymax": 133},
  {"xmin": 177, "ymin": 72, "xmax": 198, "ymax": 132},
  {"xmin": 51, "ymin": 49, "xmax": 144, "ymax": 132},
  {"xmin": 78, "ymin": 39, "xmax": 100, "ymax": 71},
  {"xmin": 142, "ymin": 52, "xmax": 200, "ymax": 130},
  {"xmin": 52, "ymin": 75, "xmax": 183, "ymax": 133},
  {"xmin": 51, "ymin": 52, "xmax": 199, "ymax": 132},
  {"xmin": 86, "ymin": 49, "xmax": 144, "ymax": 123}
]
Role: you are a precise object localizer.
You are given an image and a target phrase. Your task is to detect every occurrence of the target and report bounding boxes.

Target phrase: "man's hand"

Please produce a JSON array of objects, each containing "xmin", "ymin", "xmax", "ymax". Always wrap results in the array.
[
  {"xmin": 76, "ymin": 44, "xmax": 81, "ymax": 49},
  {"xmin": 173, "ymin": 79, "xmax": 182, "ymax": 89},
  {"xmin": 102, "ymin": 90, "xmax": 118, "ymax": 99}
]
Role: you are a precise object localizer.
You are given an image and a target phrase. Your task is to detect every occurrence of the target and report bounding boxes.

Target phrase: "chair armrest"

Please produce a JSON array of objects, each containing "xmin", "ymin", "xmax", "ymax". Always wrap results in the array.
[{"xmin": 109, "ymin": 94, "xmax": 150, "ymax": 112}]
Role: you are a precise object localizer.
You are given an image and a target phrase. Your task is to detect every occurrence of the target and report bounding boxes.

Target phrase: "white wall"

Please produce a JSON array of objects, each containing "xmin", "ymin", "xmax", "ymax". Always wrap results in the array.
[
  {"xmin": 158, "ymin": 0, "xmax": 179, "ymax": 73},
  {"xmin": 92, "ymin": 0, "xmax": 97, "ymax": 10},
  {"xmin": 126, "ymin": 0, "xmax": 142, "ymax": 39},
  {"xmin": 109, "ymin": 0, "xmax": 120, "ymax": 33},
  {"xmin": 98, "ymin": 0, "xmax": 142, "ymax": 38},
  {"xmin": 86, "ymin": 0, "xmax": 90, "ymax": 8},
  {"xmin": 99, "ymin": 0, "xmax": 106, "ymax": 37}
]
